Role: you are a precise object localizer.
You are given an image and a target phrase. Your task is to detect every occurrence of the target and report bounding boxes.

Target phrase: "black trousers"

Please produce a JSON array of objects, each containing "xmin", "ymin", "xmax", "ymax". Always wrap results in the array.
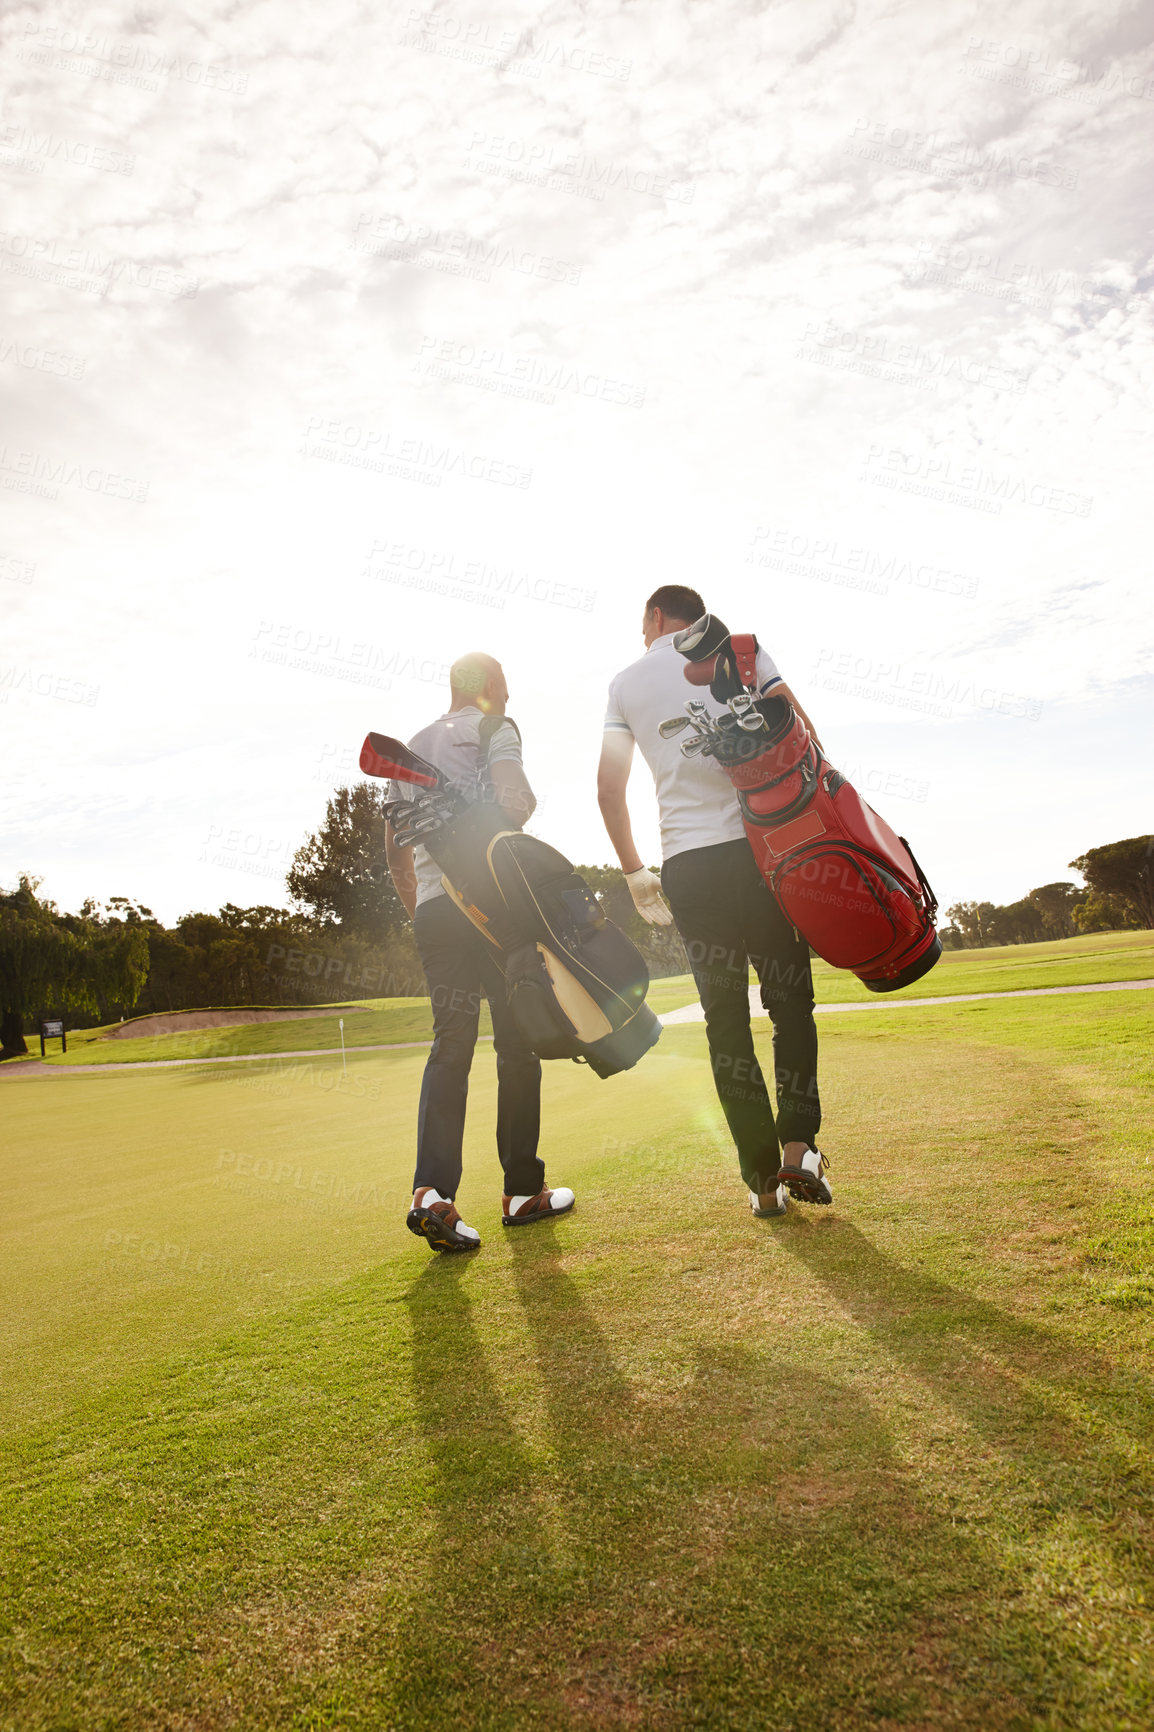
[
  {"xmin": 662, "ymin": 840, "xmax": 821, "ymax": 1193},
  {"xmin": 412, "ymin": 894, "xmax": 544, "ymax": 1203}
]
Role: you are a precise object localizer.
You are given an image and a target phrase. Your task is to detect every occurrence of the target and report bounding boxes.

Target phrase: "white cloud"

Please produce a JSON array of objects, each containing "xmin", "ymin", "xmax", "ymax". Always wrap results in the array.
[{"xmin": 1, "ymin": 0, "xmax": 1151, "ymax": 919}]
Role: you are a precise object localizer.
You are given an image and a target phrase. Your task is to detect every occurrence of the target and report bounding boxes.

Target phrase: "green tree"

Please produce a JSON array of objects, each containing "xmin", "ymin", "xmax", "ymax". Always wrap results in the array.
[
  {"xmin": 1070, "ymin": 837, "xmax": 1154, "ymax": 930},
  {"xmin": 943, "ymin": 901, "xmax": 997, "ymax": 948},
  {"xmin": 1072, "ymin": 892, "xmax": 1137, "ymax": 934},
  {"xmin": 0, "ymin": 877, "xmax": 149, "ymax": 1055},
  {"xmin": 287, "ymin": 784, "xmax": 406, "ymax": 942},
  {"xmin": 1025, "ymin": 882, "xmax": 1083, "ymax": 940}
]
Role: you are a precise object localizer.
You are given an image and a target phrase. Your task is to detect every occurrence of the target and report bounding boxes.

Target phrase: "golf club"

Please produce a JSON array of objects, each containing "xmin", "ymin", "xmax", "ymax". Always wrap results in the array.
[{"xmin": 730, "ymin": 693, "xmax": 768, "ymax": 733}]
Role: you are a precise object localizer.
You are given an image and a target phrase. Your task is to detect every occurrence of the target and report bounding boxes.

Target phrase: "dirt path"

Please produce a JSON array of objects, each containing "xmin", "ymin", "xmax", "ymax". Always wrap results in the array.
[
  {"xmin": 657, "ymin": 976, "xmax": 1154, "ymax": 1026},
  {"xmin": 4, "ymin": 977, "xmax": 1152, "ymax": 1076}
]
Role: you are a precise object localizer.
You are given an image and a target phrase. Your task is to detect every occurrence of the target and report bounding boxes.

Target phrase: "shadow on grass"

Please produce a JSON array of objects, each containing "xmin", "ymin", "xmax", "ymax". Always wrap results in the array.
[{"xmin": 782, "ymin": 1215, "xmax": 1154, "ymax": 1451}]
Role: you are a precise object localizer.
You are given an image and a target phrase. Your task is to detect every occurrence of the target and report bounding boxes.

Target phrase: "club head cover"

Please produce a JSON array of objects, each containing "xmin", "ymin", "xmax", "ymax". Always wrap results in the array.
[
  {"xmin": 672, "ymin": 614, "xmax": 758, "ymax": 704},
  {"xmin": 360, "ymin": 732, "xmax": 442, "ymax": 786}
]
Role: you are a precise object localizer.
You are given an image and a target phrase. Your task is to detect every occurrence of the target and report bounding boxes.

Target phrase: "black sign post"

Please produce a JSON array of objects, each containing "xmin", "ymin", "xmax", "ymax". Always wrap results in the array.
[{"xmin": 40, "ymin": 1019, "xmax": 66, "ymax": 1057}]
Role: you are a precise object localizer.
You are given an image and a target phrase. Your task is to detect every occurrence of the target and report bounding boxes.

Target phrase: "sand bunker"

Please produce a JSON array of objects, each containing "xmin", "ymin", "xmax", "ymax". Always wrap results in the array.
[{"xmin": 105, "ymin": 1006, "xmax": 371, "ymax": 1040}]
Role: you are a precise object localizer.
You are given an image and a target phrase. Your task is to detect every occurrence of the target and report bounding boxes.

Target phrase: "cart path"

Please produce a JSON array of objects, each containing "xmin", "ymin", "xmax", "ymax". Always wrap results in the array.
[
  {"xmin": 4, "ymin": 977, "xmax": 1153, "ymax": 1076},
  {"xmin": 657, "ymin": 976, "xmax": 1154, "ymax": 1025}
]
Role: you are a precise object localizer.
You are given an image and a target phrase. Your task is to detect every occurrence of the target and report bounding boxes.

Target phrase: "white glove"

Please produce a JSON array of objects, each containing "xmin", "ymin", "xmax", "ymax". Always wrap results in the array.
[{"xmin": 624, "ymin": 866, "xmax": 674, "ymax": 926}]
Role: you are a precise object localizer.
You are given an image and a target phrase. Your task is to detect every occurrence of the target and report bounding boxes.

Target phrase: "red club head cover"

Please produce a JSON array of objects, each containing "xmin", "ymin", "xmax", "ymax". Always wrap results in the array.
[{"xmin": 359, "ymin": 733, "xmax": 439, "ymax": 786}]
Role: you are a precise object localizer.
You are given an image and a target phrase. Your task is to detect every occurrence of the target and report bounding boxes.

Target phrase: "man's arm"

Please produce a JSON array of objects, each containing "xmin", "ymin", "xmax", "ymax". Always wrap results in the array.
[
  {"xmin": 385, "ymin": 818, "xmax": 418, "ymax": 922},
  {"xmin": 596, "ymin": 731, "xmax": 643, "ymax": 873},
  {"xmin": 489, "ymin": 757, "xmax": 536, "ymax": 825},
  {"xmin": 597, "ymin": 732, "xmax": 672, "ymax": 925}
]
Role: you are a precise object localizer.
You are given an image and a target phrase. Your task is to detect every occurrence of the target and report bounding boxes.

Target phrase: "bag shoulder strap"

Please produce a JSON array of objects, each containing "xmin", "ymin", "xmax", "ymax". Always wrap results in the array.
[
  {"xmin": 729, "ymin": 634, "xmax": 759, "ymax": 692},
  {"xmin": 478, "ymin": 713, "xmax": 521, "ymax": 763}
]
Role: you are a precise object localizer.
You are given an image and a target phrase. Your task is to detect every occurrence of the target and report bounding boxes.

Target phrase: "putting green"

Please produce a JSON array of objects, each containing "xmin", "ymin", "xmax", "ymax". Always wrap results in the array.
[{"xmin": 2, "ymin": 989, "xmax": 1153, "ymax": 1727}]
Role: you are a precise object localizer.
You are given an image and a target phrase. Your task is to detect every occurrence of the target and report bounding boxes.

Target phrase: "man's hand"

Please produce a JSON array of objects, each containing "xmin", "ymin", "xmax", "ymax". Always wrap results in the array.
[{"xmin": 624, "ymin": 866, "xmax": 673, "ymax": 926}]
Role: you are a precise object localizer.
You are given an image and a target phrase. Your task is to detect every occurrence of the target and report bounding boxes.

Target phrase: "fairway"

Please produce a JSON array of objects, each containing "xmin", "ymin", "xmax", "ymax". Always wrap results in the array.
[{"xmin": 3, "ymin": 971, "xmax": 1153, "ymax": 1731}]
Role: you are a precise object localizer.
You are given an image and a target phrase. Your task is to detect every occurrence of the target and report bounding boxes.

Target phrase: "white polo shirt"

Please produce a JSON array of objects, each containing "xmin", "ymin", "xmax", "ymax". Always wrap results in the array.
[{"xmin": 604, "ymin": 632, "xmax": 783, "ymax": 862}]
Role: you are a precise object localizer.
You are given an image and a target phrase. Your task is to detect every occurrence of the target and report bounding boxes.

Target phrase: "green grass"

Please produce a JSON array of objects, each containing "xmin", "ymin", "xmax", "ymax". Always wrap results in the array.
[
  {"xmin": 2, "ymin": 988, "xmax": 1153, "ymax": 1728},
  {"xmin": 809, "ymin": 927, "xmax": 1154, "ymax": 1004},
  {"xmin": 27, "ymin": 998, "xmax": 476, "ymax": 1067},
  {"xmin": 22, "ymin": 930, "xmax": 1153, "ymax": 1070}
]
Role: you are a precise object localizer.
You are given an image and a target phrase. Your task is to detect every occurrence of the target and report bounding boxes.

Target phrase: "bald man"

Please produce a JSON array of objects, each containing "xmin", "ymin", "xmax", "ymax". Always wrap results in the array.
[{"xmin": 386, "ymin": 652, "xmax": 575, "ymax": 1253}]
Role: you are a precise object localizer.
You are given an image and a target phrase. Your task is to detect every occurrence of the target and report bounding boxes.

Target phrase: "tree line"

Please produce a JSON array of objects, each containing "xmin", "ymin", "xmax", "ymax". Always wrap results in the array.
[
  {"xmin": 940, "ymin": 837, "xmax": 1154, "ymax": 949},
  {"xmin": 0, "ymin": 784, "xmax": 689, "ymax": 1056},
  {"xmin": 2, "ymin": 797, "xmax": 1149, "ymax": 1056}
]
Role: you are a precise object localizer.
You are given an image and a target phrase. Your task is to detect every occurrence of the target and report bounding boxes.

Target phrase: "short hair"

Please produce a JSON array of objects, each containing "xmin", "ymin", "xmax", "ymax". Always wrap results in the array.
[
  {"xmin": 645, "ymin": 584, "xmax": 706, "ymax": 625},
  {"xmin": 450, "ymin": 652, "xmax": 499, "ymax": 698}
]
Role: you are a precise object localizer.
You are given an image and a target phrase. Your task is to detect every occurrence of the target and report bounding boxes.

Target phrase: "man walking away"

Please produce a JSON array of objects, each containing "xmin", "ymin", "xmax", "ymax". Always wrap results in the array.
[
  {"xmin": 386, "ymin": 651, "xmax": 575, "ymax": 1252},
  {"xmin": 596, "ymin": 587, "xmax": 829, "ymax": 1217}
]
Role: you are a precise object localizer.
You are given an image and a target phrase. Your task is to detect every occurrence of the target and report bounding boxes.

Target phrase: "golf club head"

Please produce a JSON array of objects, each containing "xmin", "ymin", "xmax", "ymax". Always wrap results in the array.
[
  {"xmin": 730, "ymin": 694, "xmax": 768, "ymax": 733},
  {"xmin": 681, "ymin": 732, "xmax": 716, "ymax": 759},
  {"xmin": 360, "ymin": 732, "xmax": 443, "ymax": 787},
  {"xmin": 659, "ymin": 715, "xmax": 692, "ymax": 738}
]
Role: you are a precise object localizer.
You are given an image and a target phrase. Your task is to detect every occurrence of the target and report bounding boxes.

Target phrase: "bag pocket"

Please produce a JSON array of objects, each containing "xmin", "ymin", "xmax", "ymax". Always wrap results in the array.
[
  {"xmin": 772, "ymin": 845, "xmax": 924, "ymax": 972},
  {"xmin": 504, "ymin": 943, "xmax": 581, "ymax": 1059}
]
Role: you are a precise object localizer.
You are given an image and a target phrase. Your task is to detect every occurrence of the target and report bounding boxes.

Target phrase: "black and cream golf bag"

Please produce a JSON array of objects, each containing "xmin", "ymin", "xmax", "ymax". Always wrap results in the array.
[{"xmin": 360, "ymin": 730, "xmax": 662, "ymax": 1078}]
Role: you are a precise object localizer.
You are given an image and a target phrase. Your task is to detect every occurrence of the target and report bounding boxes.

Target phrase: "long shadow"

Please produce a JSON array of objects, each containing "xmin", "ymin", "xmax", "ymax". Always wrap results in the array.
[
  {"xmin": 784, "ymin": 1217, "xmax": 1154, "ymax": 1433},
  {"xmin": 502, "ymin": 1232, "xmax": 1128, "ymax": 1727},
  {"xmin": 398, "ymin": 1254, "xmax": 553, "ymax": 1725},
  {"xmin": 783, "ymin": 1218, "xmax": 1154, "ymax": 1578}
]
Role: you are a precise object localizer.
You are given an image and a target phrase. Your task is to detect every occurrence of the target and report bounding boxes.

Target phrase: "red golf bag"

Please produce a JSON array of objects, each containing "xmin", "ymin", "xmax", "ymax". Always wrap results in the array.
[{"xmin": 673, "ymin": 617, "xmax": 941, "ymax": 992}]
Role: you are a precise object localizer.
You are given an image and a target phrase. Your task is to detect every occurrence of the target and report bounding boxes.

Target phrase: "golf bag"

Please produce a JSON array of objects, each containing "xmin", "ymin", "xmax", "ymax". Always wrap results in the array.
[
  {"xmin": 360, "ymin": 731, "xmax": 661, "ymax": 1078},
  {"xmin": 670, "ymin": 616, "xmax": 941, "ymax": 993}
]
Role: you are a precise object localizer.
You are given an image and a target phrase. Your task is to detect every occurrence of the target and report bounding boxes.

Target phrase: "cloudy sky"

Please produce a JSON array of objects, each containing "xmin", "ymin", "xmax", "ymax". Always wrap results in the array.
[{"xmin": 2, "ymin": 0, "xmax": 1151, "ymax": 924}]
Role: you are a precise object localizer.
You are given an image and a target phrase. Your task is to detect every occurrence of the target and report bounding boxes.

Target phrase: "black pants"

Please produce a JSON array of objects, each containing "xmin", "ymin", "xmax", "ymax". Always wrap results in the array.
[
  {"xmin": 662, "ymin": 840, "xmax": 820, "ymax": 1193},
  {"xmin": 412, "ymin": 894, "xmax": 544, "ymax": 1202}
]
